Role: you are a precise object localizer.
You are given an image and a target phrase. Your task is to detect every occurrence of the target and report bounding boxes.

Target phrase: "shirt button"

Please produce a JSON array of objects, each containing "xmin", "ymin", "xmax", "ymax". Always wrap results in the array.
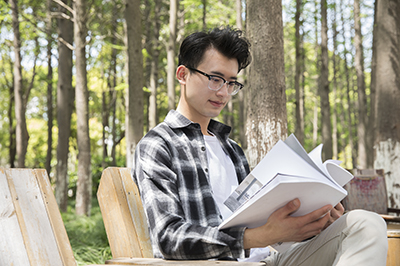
[
  {"xmin": 205, "ymin": 168, "xmax": 208, "ymax": 173},
  {"xmin": 201, "ymin": 146, "xmax": 206, "ymax": 151}
]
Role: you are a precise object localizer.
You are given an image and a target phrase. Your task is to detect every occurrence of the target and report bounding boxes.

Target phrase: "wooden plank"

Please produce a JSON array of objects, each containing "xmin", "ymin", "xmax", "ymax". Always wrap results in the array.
[
  {"xmin": 104, "ymin": 258, "xmax": 266, "ymax": 265},
  {"xmin": 6, "ymin": 168, "xmax": 64, "ymax": 266},
  {"xmin": 34, "ymin": 169, "xmax": 77, "ymax": 266},
  {"xmin": 0, "ymin": 168, "xmax": 31, "ymax": 266},
  {"xmin": 118, "ymin": 168, "xmax": 153, "ymax": 258},
  {"xmin": 98, "ymin": 167, "xmax": 151, "ymax": 258}
]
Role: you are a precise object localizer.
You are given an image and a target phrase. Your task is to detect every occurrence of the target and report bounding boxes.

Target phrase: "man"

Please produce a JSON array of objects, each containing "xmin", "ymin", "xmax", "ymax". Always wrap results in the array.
[{"xmin": 132, "ymin": 26, "xmax": 388, "ymax": 265}]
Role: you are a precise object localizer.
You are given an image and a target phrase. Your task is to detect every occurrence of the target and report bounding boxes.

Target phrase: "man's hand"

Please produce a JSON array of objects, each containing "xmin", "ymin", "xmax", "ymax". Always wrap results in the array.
[
  {"xmin": 243, "ymin": 199, "xmax": 332, "ymax": 249},
  {"xmin": 323, "ymin": 203, "xmax": 344, "ymax": 230}
]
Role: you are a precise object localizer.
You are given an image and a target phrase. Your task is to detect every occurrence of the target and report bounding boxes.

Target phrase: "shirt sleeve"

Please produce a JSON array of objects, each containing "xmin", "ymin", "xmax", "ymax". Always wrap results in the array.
[{"xmin": 133, "ymin": 132, "xmax": 247, "ymax": 260}]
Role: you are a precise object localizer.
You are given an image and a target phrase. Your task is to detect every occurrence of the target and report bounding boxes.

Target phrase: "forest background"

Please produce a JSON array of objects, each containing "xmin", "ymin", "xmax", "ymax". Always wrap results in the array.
[{"xmin": 1, "ymin": 0, "xmax": 400, "ymax": 264}]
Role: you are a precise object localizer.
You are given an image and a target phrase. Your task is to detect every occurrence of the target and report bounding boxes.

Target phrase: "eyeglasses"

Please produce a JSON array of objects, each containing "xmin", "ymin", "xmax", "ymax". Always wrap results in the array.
[{"xmin": 187, "ymin": 67, "xmax": 243, "ymax": 96}]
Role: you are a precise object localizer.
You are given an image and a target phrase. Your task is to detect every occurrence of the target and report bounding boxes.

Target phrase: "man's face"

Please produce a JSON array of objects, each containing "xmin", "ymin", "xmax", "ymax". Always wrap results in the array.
[{"xmin": 178, "ymin": 48, "xmax": 239, "ymax": 123}]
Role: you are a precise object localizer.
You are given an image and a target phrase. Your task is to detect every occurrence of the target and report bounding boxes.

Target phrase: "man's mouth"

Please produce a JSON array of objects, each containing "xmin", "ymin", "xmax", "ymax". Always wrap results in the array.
[{"xmin": 209, "ymin": 100, "xmax": 225, "ymax": 107}]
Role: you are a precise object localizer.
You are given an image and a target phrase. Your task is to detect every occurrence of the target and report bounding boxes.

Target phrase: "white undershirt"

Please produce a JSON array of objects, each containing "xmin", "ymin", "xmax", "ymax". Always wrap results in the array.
[
  {"xmin": 204, "ymin": 134, "xmax": 238, "ymax": 220},
  {"xmin": 204, "ymin": 134, "xmax": 271, "ymax": 261}
]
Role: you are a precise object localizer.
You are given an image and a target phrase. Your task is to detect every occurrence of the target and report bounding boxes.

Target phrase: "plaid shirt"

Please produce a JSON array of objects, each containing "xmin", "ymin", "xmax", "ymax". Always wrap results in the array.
[{"xmin": 132, "ymin": 110, "xmax": 250, "ymax": 260}]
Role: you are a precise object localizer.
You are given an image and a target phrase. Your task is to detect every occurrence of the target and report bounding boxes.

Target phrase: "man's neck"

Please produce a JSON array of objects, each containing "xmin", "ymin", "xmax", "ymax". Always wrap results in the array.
[{"xmin": 176, "ymin": 106, "xmax": 211, "ymax": 136}]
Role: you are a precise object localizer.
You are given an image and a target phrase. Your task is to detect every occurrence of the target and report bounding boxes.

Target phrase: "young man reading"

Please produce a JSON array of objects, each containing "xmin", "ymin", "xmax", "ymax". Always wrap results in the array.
[{"xmin": 132, "ymin": 26, "xmax": 388, "ymax": 265}]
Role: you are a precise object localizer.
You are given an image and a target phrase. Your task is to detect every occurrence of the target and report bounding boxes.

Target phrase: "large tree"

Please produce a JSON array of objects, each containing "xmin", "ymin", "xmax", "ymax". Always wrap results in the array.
[
  {"xmin": 319, "ymin": 0, "xmax": 332, "ymax": 161},
  {"xmin": 354, "ymin": 0, "xmax": 367, "ymax": 168},
  {"xmin": 45, "ymin": 0, "xmax": 54, "ymax": 176},
  {"xmin": 11, "ymin": 0, "xmax": 27, "ymax": 168},
  {"xmin": 74, "ymin": 0, "xmax": 92, "ymax": 216},
  {"xmin": 124, "ymin": 0, "xmax": 143, "ymax": 168},
  {"xmin": 167, "ymin": 0, "xmax": 178, "ymax": 110},
  {"xmin": 373, "ymin": 0, "xmax": 400, "ymax": 209},
  {"xmin": 246, "ymin": 0, "xmax": 287, "ymax": 169},
  {"xmin": 294, "ymin": 0, "xmax": 304, "ymax": 145},
  {"xmin": 55, "ymin": 0, "xmax": 74, "ymax": 212}
]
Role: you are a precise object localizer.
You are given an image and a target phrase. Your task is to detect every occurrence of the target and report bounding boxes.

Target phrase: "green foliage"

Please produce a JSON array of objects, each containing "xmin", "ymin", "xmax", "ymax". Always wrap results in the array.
[{"xmin": 62, "ymin": 200, "xmax": 112, "ymax": 265}]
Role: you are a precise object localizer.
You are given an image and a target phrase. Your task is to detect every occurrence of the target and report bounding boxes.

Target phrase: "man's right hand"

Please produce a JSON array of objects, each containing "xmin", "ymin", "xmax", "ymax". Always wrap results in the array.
[{"xmin": 243, "ymin": 198, "xmax": 332, "ymax": 249}]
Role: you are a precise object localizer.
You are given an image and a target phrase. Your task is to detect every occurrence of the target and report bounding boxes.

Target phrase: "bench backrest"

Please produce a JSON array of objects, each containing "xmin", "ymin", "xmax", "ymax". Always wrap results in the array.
[
  {"xmin": 0, "ymin": 168, "xmax": 76, "ymax": 266},
  {"xmin": 97, "ymin": 167, "xmax": 153, "ymax": 259}
]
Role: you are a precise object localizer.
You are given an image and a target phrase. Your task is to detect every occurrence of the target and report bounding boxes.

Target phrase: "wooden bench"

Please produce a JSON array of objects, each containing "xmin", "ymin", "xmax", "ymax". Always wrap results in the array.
[
  {"xmin": 0, "ymin": 168, "xmax": 77, "ymax": 266},
  {"xmin": 97, "ymin": 167, "xmax": 265, "ymax": 265},
  {"xmin": 0, "ymin": 168, "xmax": 110, "ymax": 266}
]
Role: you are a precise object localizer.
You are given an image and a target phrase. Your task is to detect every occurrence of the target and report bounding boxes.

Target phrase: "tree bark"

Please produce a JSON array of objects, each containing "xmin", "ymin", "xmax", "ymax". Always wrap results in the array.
[
  {"xmin": 74, "ymin": 0, "xmax": 92, "ymax": 216},
  {"xmin": 354, "ymin": 0, "xmax": 368, "ymax": 168},
  {"xmin": 11, "ymin": 0, "xmax": 28, "ymax": 168},
  {"xmin": 202, "ymin": 0, "xmax": 206, "ymax": 31},
  {"xmin": 319, "ymin": 0, "xmax": 332, "ymax": 161},
  {"xmin": 340, "ymin": 0, "xmax": 355, "ymax": 167},
  {"xmin": 9, "ymin": 82, "xmax": 16, "ymax": 168},
  {"xmin": 46, "ymin": 0, "xmax": 54, "ymax": 177},
  {"xmin": 246, "ymin": 0, "xmax": 287, "ymax": 169},
  {"xmin": 148, "ymin": 0, "xmax": 161, "ymax": 130},
  {"xmin": 294, "ymin": 0, "xmax": 304, "ymax": 145},
  {"xmin": 167, "ymin": 0, "xmax": 178, "ymax": 110},
  {"xmin": 368, "ymin": 0, "xmax": 378, "ymax": 168},
  {"xmin": 124, "ymin": 0, "xmax": 143, "ymax": 168},
  {"xmin": 374, "ymin": 0, "xmax": 400, "ymax": 209},
  {"xmin": 236, "ymin": 0, "xmax": 247, "ymax": 150},
  {"xmin": 331, "ymin": 1, "xmax": 338, "ymax": 160},
  {"xmin": 56, "ymin": 0, "xmax": 74, "ymax": 212}
]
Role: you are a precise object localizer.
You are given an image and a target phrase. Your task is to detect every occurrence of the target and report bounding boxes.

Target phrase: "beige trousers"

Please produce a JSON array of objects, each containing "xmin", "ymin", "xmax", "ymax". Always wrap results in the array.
[{"xmin": 262, "ymin": 210, "xmax": 388, "ymax": 266}]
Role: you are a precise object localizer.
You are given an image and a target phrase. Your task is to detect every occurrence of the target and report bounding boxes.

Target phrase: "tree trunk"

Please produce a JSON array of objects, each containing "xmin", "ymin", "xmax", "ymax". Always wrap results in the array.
[
  {"xmin": 202, "ymin": 0, "xmax": 206, "ymax": 31},
  {"xmin": 319, "ymin": 0, "xmax": 332, "ymax": 161},
  {"xmin": 167, "ymin": 0, "xmax": 178, "ymax": 110},
  {"xmin": 109, "ymin": 7, "xmax": 118, "ymax": 167},
  {"xmin": 331, "ymin": 1, "xmax": 338, "ymax": 160},
  {"xmin": 11, "ymin": 0, "xmax": 28, "ymax": 168},
  {"xmin": 354, "ymin": 0, "xmax": 367, "ymax": 168},
  {"xmin": 9, "ymin": 84, "xmax": 16, "ymax": 168},
  {"xmin": 368, "ymin": 0, "xmax": 378, "ymax": 168},
  {"xmin": 374, "ymin": 0, "xmax": 400, "ymax": 210},
  {"xmin": 148, "ymin": 0, "xmax": 161, "ymax": 130},
  {"xmin": 246, "ymin": 0, "xmax": 287, "ymax": 169},
  {"xmin": 294, "ymin": 0, "xmax": 304, "ymax": 145},
  {"xmin": 74, "ymin": 0, "xmax": 92, "ymax": 216},
  {"xmin": 46, "ymin": 0, "xmax": 54, "ymax": 177},
  {"xmin": 56, "ymin": 0, "xmax": 73, "ymax": 212},
  {"xmin": 236, "ymin": 0, "xmax": 247, "ymax": 149},
  {"xmin": 340, "ymin": 0, "xmax": 355, "ymax": 167},
  {"xmin": 124, "ymin": 0, "xmax": 143, "ymax": 168},
  {"xmin": 312, "ymin": 0, "xmax": 319, "ymax": 147}
]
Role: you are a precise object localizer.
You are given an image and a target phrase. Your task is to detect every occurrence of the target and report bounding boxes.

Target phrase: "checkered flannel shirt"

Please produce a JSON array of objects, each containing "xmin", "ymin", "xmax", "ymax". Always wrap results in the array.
[{"xmin": 132, "ymin": 110, "xmax": 250, "ymax": 260}]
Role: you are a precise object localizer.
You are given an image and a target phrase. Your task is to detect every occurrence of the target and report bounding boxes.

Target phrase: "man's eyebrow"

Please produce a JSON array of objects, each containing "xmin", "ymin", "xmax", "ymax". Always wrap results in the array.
[{"xmin": 210, "ymin": 71, "xmax": 238, "ymax": 80}]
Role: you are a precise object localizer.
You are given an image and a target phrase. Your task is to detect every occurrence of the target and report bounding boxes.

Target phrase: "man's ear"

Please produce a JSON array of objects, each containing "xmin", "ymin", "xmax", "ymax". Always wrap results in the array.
[{"xmin": 176, "ymin": 65, "xmax": 187, "ymax": 85}]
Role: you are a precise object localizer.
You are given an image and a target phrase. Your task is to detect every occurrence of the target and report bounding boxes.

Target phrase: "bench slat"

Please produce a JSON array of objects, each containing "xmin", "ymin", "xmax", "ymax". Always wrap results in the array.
[
  {"xmin": 98, "ymin": 167, "xmax": 153, "ymax": 259},
  {"xmin": 0, "ymin": 168, "xmax": 77, "ymax": 266},
  {"xmin": 0, "ymin": 168, "xmax": 31, "ymax": 266}
]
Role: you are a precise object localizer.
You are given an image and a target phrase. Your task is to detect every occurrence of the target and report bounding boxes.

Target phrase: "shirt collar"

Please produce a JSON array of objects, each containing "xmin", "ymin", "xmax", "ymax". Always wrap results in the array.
[{"xmin": 164, "ymin": 110, "xmax": 232, "ymax": 141}]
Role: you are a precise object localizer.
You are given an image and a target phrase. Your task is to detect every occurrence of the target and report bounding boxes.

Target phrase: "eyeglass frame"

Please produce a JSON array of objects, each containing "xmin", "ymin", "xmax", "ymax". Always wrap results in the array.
[{"xmin": 186, "ymin": 67, "xmax": 244, "ymax": 96}]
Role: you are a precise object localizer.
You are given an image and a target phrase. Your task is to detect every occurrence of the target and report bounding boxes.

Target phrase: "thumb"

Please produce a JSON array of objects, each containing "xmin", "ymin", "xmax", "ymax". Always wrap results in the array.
[{"xmin": 283, "ymin": 198, "xmax": 301, "ymax": 215}]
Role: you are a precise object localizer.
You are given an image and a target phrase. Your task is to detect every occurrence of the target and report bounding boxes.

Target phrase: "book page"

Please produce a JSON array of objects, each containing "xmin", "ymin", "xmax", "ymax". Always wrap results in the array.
[
  {"xmin": 224, "ymin": 173, "xmax": 263, "ymax": 212},
  {"xmin": 249, "ymin": 140, "xmax": 338, "ymax": 187},
  {"xmin": 283, "ymin": 134, "xmax": 326, "ymax": 176},
  {"xmin": 308, "ymin": 145, "xmax": 353, "ymax": 186}
]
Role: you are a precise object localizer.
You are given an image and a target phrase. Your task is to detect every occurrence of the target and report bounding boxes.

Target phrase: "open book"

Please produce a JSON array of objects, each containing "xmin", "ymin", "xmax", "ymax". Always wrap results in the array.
[{"xmin": 218, "ymin": 134, "xmax": 353, "ymax": 252}]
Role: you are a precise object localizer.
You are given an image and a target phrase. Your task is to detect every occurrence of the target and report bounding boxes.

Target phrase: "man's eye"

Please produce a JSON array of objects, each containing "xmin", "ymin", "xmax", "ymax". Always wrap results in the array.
[{"xmin": 210, "ymin": 76, "xmax": 222, "ymax": 82}]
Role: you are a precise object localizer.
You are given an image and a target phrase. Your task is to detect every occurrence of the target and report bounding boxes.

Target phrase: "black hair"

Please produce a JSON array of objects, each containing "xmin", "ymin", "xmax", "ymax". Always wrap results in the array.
[{"xmin": 178, "ymin": 26, "xmax": 251, "ymax": 73}]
